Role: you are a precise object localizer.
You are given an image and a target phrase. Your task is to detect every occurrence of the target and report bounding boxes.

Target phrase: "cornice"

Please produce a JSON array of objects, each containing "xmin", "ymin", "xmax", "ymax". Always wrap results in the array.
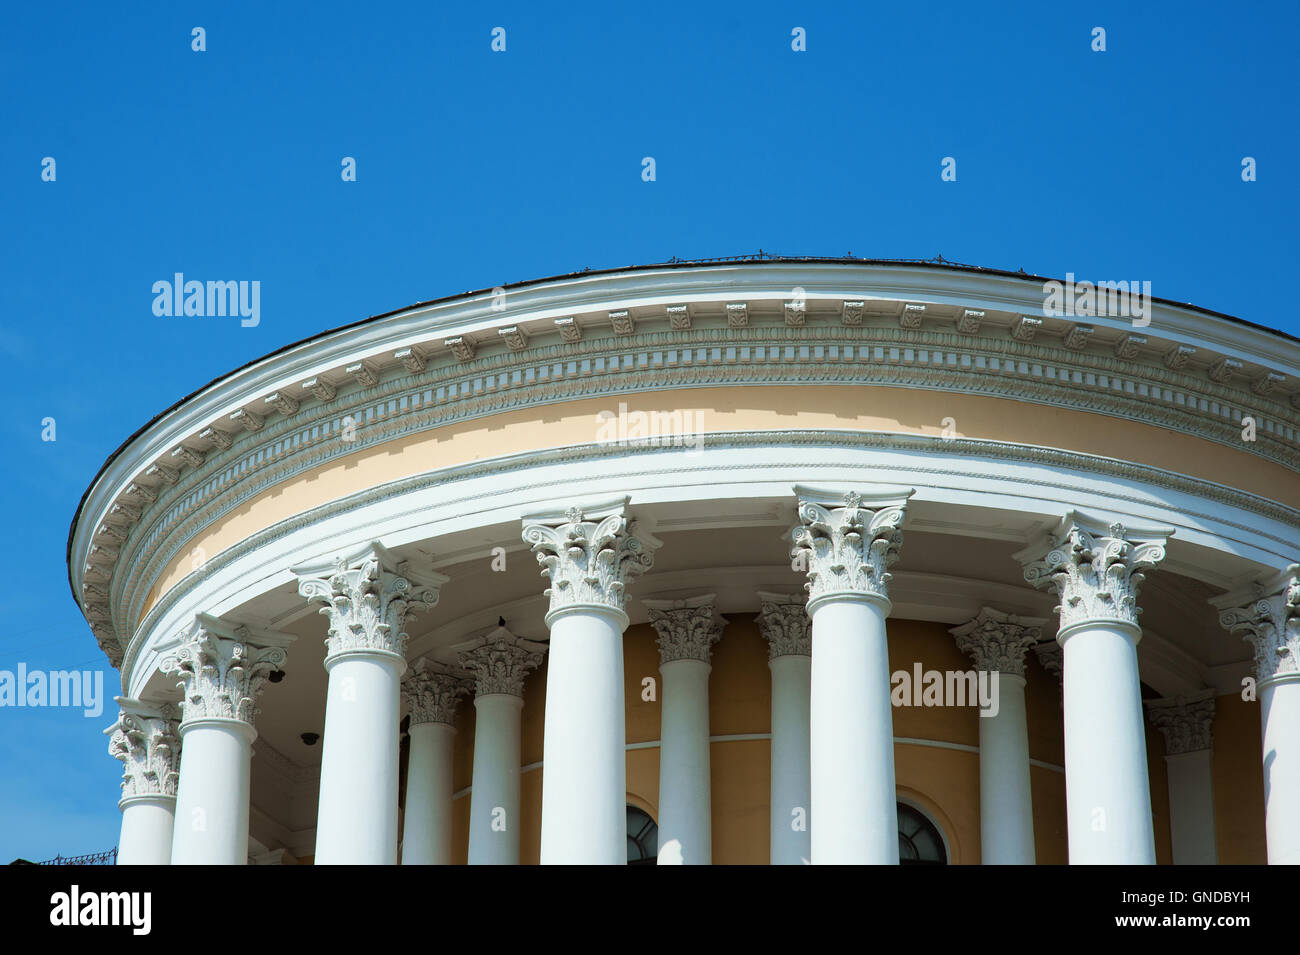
[
  {"xmin": 115, "ymin": 428, "xmax": 1300, "ymax": 684},
  {"xmin": 78, "ymin": 325, "xmax": 1300, "ymax": 657},
  {"xmin": 72, "ymin": 271, "xmax": 1300, "ymax": 627}
]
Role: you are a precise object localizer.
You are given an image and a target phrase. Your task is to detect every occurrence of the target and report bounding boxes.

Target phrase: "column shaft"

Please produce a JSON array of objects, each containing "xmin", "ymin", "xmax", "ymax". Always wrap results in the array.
[
  {"xmin": 539, "ymin": 608, "xmax": 627, "ymax": 864},
  {"xmin": 117, "ymin": 797, "xmax": 176, "ymax": 866},
  {"xmin": 1061, "ymin": 622, "xmax": 1155, "ymax": 863},
  {"xmin": 468, "ymin": 694, "xmax": 524, "ymax": 864},
  {"xmin": 657, "ymin": 658, "xmax": 712, "ymax": 864},
  {"xmin": 809, "ymin": 595, "xmax": 898, "ymax": 863},
  {"xmin": 1165, "ymin": 750, "xmax": 1218, "ymax": 865},
  {"xmin": 768, "ymin": 654, "xmax": 811, "ymax": 864},
  {"xmin": 979, "ymin": 674, "xmax": 1035, "ymax": 863},
  {"xmin": 316, "ymin": 654, "xmax": 403, "ymax": 864},
  {"xmin": 171, "ymin": 720, "xmax": 254, "ymax": 865},
  {"xmin": 403, "ymin": 722, "xmax": 456, "ymax": 865},
  {"xmin": 1260, "ymin": 680, "xmax": 1300, "ymax": 863}
]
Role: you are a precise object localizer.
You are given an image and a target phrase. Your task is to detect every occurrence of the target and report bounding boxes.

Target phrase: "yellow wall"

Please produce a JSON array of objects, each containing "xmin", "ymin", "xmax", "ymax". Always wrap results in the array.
[
  {"xmin": 439, "ymin": 617, "xmax": 1258, "ymax": 865},
  {"xmin": 138, "ymin": 385, "xmax": 1298, "ymax": 624}
]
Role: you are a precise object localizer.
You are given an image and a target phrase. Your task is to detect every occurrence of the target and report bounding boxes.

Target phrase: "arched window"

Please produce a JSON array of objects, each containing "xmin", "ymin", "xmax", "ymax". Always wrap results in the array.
[
  {"xmin": 627, "ymin": 806, "xmax": 658, "ymax": 865},
  {"xmin": 898, "ymin": 803, "xmax": 946, "ymax": 864}
]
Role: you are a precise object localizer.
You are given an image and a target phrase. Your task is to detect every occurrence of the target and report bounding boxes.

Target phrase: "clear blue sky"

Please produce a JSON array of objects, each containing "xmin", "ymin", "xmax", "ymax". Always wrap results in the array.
[{"xmin": 1, "ymin": 1, "xmax": 1295, "ymax": 861}]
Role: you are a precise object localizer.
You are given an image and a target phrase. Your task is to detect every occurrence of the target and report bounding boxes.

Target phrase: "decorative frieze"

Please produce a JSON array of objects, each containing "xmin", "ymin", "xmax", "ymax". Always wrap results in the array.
[
  {"xmin": 1214, "ymin": 564, "xmax": 1300, "ymax": 686},
  {"xmin": 347, "ymin": 360, "xmax": 380, "ymax": 387},
  {"xmin": 170, "ymin": 445, "xmax": 203, "ymax": 469},
  {"xmin": 159, "ymin": 615, "xmax": 291, "ymax": 726},
  {"xmin": 949, "ymin": 606, "xmax": 1044, "ymax": 678},
  {"xmin": 725, "ymin": 303, "xmax": 748, "ymax": 328},
  {"xmin": 1011, "ymin": 316, "xmax": 1041, "ymax": 341},
  {"xmin": 1253, "ymin": 372, "xmax": 1286, "ymax": 397},
  {"xmin": 784, "ymin": 301, "xmax": 806, "ymax": 327},
  {"xmin": 791, "ymin": 486, "xmax": 913, "ymax": 606},
  {"xmin": 956, "ymin": 309, "xmax": 983, "ymax": 334},
  {"xmin": 522, "ymin": 500, "xmax": 657, "ymax": 616},
  {"xmin": 445, "ymin": 337, "xmax": 476, "ymax": 362},
  {"xmin": 609, "ymin": 310, "xmax": 635, "ymax": 335},
  {"xmin": 498, "ymin": 327, "xmax": 529, "ymax": 351},
  {"xmin": 296, "ymin": 543, "xmax": 447, "ymax": 661},
  {"xmin": 395, "ymin": 348, "xmax": 427, "ymax": 373},
  {"xmin": 1208, "ymin": 357, "xmax": 1242, "ymax": 383},
  {"xmin": 106, "ymin": 699, "xmax": 181, "ymax": 801},
  {"xmin": 555, "ymin": 317, "xmax": 581, "ymax": 342},
  {"xmin": 1063, "ymin": 323, "xmax": 1094, "ymax": 351},
  {"xmin": 302, "ymin": 376, "xmax": 336, "ymax": 401},
  {"xmin": 144, "ymin": 463, "xmax": 179, "ymax": 485},
  {"xmin": 1114, "ymin": 333, "xmax": 1146, "ymax": 360},
  {"xmin": 1164, "ymin": 345, "xmax": 1196, "ymax": 370},
  {"xmin": 264, "ymin": 392, "xmax": 299, "ymax": 417},
  {"xmin": 755, "ymin": 591, "xmax": 811, "ymax": 659},
  {"xmin": 229, "ymin": 408, "xmax": 264, "ymax": 433},
  {"xmin": 457, "ymin": 626, "xmax": 546, "ymax": 697},
  {"xmin": 900, "ymin": 304, "xmax": 926, "ymax": 329},
  {"xmin": 1145, "ymin": 690, "xmax": 1216, "ymax": 755},
  {"xmin": 643, "ymin": 594, "xmax": 725, "ymax": 664},
  {"xmin": 666, "ymin": 305, "xmax": 691, "ymax": 330},
  {"xmin": 200, "ymin": 426, "xmax": 233, "ymax": 451},
  {"xmin": 401, "ymin": 659, "xmax": 471, "ymax": 724},
  {"xmin": 841, "ymin": 301, "xmax": 865, "ymax": 326},
  {"xmin": 1018, "ymin": 513, "xmax": 1170, "ymax": 634}
]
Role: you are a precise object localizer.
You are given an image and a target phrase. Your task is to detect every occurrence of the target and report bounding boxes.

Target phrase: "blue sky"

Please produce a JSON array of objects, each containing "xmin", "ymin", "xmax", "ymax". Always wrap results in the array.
[{"xmin": 1, "ymin": 1, "xmax": 1295, "ymax": 862}]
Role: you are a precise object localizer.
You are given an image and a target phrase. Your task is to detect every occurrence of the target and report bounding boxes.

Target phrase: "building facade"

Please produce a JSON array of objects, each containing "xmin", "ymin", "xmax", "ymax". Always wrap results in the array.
[{"xmin": 74, "ymin": 259, "xmax": 1300, "ymax": 865}]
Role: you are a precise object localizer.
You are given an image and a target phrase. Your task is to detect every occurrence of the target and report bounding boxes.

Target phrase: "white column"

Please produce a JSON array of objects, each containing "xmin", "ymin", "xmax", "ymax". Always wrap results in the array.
[
  {"xmin": 523, "ymin": 500, "xmax": 658, "ymax": 865},
  {"xmin": 161, "ymin": 615, "xmax": 291, "ymax": 865},
  {"xmin": 459, "ymin": 626, "xmax": 546, "ymax": 865},
  {"xmin": 1146, "ymin": 691, "xmax": 1218, "ymax": 865},
  {"xmin": 951, "ymin": 607, "xmax": 1045, "ymax": 865},
  {"xmin": 297, "ymin": 542, "xmax": 447, "ymax": 866},
  {"xmin": 106, "ymin": 699, "xmax": 181, "ymax": 865},
  {"xmin": 400, "ymin": 661, "xmax": 469, "ymax": 865},
  {"xmin": 1216, "ymin": 565, "xmax": 1300, "ymax": 865},
  {"xmin": 756, "ymin": 592, "xmax": 812, "ymax": 865},
  {"xmin": 1018, "ymin": 512, "xmax": 1170, "ymax": 865},
  {"xmin": 792, "ymin": 485, "xmax": 914, "ymax": 865},
  {"xmin": 644, "ymin": 594, "xmax": 723, "ymax": 865}
]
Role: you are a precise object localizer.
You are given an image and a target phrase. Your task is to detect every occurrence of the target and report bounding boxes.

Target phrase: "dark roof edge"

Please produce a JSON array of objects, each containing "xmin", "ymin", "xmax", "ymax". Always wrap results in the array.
[{"xmin": 65, "ymin": 254, "xmax": 1299, "ymax": 603}]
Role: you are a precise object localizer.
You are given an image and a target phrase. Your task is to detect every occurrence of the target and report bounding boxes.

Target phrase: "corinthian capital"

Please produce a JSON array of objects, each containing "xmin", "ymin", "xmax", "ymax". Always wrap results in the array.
[
  {"xmin": 1034, "ymin": 640, "xmax": 1063, "ymax": 683},
  {"xmin": 105, "ymin": 698, "xmax": 181, "ymax": 802},
  {"xmin": 1017, "ymin": 512, "xmax": 1170, "ymax": 635},
  {"xmin": 521, "ymin": 499, "xmax": 658, "ymax": 619},
  {"xmin": 950, "ymin": 607, "xmax": 1046, "ymax": 679},
  {"xmin": 1145, "ymin": 690, "xmax": 1216, "ymax": 755},
  {"xmin": 643, "ymin": 594, "xmax": 725, "ymax": 664},
  {"xmin": 755, "ymin": 591, "xmax": 811, "ymax": 659},
  {"xmin": 159, "ymin": 615, "xmax": 292, "ymax": 727},
  {"xmin": 791, "ymin": 486, "xmax": 914, "ymax": 609},
  {"xmin": 295, "ymin": 542, "xmax": 448, "ymax": 661},
  {"xmin": 457, "ymin": 626, "xmax": 547, "ymax": 698},
  {"xmin": 401, "ymin": 659, "xmax": 472, "ymax": 725},
  {"xmin": 1213, "ymin": 564, "xmax": 1300, "ymax": 687}
]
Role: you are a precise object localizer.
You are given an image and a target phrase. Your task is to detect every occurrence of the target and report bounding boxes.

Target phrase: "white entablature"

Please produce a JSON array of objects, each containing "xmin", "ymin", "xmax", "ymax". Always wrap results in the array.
[{"xmin": 69, "ymin": 261, "xmax": 1300, "ymax": 674}]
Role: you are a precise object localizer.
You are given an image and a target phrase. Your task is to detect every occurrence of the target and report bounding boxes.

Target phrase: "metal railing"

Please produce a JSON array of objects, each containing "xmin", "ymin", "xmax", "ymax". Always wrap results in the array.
[{"xmin": 38, "ymin": 848, "xmax": 118, "ymax": 866}]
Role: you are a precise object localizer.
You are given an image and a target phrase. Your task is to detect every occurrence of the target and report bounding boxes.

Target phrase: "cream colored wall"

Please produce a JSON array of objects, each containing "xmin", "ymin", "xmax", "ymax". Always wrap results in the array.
[
  {"xmin": 138, "ymin": 385, "xmax": 1298, "ymax": 624},
  {"xmin": 435, "ymin": 617, "xmax": 1261, "ymax": 865}
]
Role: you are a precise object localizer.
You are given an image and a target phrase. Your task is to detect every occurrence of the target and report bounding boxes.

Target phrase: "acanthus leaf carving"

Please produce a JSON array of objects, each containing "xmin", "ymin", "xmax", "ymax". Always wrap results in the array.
[
  {"xmin": 1019, "ymin": 514, "xmax": 1170, "ymax": 633},
  {"xmin": 159, "ymin": 616, "xmax": 289, "ymax": 727},
  {"xmin": 522, "ymin": 502, "xmax": 657, "ymax": 616},
  {"xmin": 106, "ymin": 700, "xmax": 181, "ymax": 801},
  {"xmin": 791, "ymin": 487, "xmax": 914, "ymax": 607}
]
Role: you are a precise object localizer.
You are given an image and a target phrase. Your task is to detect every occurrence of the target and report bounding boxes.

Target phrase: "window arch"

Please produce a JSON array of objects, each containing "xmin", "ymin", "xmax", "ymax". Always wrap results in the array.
[
  {"xmin": 898, "ymin": 802, "xmax": 947, "ymax": 865},
  {"xmin": 627, "ymin": 806, "xmax": 658, "ymax": 865}
]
